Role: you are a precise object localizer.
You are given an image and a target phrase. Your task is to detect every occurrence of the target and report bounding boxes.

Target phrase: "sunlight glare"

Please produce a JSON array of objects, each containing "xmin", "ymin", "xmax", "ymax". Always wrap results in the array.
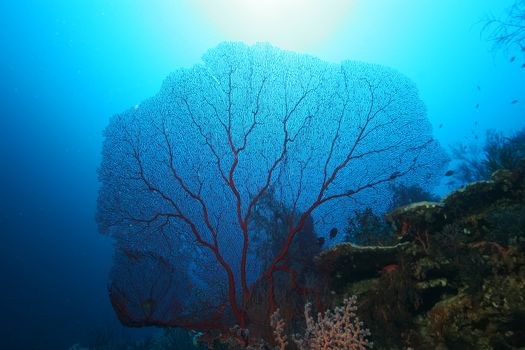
[{"xmin": 194, "ymin": 0, "xmax": 354, "ymax": 51}]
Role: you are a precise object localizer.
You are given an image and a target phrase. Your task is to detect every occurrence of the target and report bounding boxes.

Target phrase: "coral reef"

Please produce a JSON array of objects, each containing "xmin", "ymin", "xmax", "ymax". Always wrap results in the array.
[
  {"xmin": 316, "ymin": 160, "xmax": 525, "ymax": 349},
  {"xmin": 270, "ymin": 296, "xmax": 373, "ymax": 350}
]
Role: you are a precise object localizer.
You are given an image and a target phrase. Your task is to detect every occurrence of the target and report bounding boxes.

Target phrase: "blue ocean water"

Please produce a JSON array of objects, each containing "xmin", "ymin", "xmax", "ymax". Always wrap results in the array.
[{"xmin": 0, "ymin": 1, "xmax": 523, "ymax": 349}]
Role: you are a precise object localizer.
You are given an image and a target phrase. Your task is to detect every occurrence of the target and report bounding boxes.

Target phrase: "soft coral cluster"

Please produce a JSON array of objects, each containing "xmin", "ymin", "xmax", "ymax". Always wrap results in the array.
[{"xmin": 271, "ymin": 296, "xmax": 373, "ymax": 350}]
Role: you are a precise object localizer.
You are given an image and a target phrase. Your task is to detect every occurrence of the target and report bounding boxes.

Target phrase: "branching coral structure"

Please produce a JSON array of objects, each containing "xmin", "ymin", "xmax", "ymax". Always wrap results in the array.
[{"xmin": 271, "ymin": 296, "xmax": 373, "ymax": 350}]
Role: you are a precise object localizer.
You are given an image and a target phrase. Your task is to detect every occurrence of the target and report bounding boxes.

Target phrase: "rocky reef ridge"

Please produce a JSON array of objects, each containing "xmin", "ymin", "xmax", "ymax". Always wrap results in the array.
[{"xmin": 316, "ymin": 161, "xmax": 525, "ymax": 349}]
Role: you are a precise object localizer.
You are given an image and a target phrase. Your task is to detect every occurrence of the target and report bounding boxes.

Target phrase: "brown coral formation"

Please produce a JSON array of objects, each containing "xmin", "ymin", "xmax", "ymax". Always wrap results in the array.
[{"xmin": 316, "ymin": 160, "xmax": 525, "ymax": 349}]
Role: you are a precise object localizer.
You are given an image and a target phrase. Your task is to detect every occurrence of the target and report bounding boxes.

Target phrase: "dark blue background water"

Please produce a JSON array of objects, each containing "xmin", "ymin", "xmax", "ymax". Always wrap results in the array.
[{"xmin": 0, "ymin": 1, "xmax": 523, "ymax": 349}]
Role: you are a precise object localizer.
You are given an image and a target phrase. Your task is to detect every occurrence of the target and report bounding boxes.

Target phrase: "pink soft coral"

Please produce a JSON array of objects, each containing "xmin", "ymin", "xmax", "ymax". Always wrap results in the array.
[{"xmin": 271, "ymin": 296, "xmax": 372, "ymax": 350}]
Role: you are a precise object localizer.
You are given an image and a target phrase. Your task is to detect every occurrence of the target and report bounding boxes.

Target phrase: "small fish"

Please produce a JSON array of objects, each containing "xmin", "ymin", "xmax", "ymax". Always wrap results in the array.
[
  {"xmin": 444, "ymin": 170, "xmax": 455, "ymax": 176},
  {"xmin": 329, "ymin": 227, "xmax": 338, "ymax": 239},
  {"xmin": 511, "ymin": 100, "xmax": 519, "ymax": 104},
  {"xmin": 439, "ymin": 123, "xmax": 443, "ymax": 128},
  {"xmin": 475, "ymin": 104, "xmax": 479, "ymax": 109},
  {"xmin": 474, "ymin": 121, "xmax": 478, "ymax": 126},
  {"xmin": 521, "ymin": 63, "xmax": 525, "ymax": 68},
  {"xmin": 317, "ymin": 237, "xmax": 325, "ymax": 246},
  {"xmin": 477, "ymin": 85, "xmax": 481, "ymax": 91},
  {"xmin": 510, "ymin": 56, "xmax": 516, "ymax": 62},
  {"xmin": 389, "ymin": 171, "xmax": 401, "ymax": 179}
]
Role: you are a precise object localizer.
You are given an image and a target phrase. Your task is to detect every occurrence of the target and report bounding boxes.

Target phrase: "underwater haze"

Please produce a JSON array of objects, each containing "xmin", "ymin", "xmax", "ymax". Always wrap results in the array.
[{"xmin": 0, "ymin": 1, "xmax": 524, "ymax": 349}]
